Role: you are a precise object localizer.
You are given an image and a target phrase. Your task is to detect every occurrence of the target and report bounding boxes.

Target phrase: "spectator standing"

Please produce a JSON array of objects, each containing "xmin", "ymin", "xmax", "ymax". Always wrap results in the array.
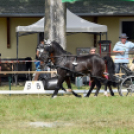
[{"xmin": 32, "ymin": 39, "xmax": 45, "ymax": 80}]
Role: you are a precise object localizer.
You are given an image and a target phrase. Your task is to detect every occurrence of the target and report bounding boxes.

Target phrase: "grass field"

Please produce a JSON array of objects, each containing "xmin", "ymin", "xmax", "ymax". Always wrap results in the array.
[{"xmin": 0, "ymin": 84, "xmax": 134, "ymax": 134}]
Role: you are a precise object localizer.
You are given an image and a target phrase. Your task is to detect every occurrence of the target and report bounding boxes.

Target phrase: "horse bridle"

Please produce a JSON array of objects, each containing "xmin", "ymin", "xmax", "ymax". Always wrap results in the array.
[{"xmin": 44, "ymin": 42, "xmax": 67, "ymax": 66}]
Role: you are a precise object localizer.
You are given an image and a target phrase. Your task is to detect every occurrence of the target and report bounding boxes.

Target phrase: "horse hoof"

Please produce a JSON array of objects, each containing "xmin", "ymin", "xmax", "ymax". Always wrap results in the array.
[
  {"xmin": 83, "ymin": 94, "xmax": 89, "ymax": 98},
  {"xmin": 104, "ymin": 94, "xmax": 109, "ymax": 97},
  {"xmin": 111, "ymin": 94, "xmax": 114, "ymax": 96},
  {"xmin": 104, "ymin": 91, "xmax": 108, "ymax": 96},
  {"xmin": 77, "ymin": 95, "xmax": 82, "ymax": 98},
  {"xmin": 51, "ymin": 95, "xmax": 57, "ymax": 99}
]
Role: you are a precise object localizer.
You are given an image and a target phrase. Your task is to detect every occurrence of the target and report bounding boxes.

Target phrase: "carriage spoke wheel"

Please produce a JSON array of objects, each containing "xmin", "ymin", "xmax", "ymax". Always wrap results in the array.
[{"xmin": 119, "ymin": 76, "xmax": 134, "ymax": 96}]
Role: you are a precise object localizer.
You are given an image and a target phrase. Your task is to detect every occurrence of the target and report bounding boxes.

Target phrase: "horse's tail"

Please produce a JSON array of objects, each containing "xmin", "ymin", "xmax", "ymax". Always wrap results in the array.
[
  {"xmin": 104, "ymin": 56, "xmax": 118, "ymax": 86},
  {"xmin": 91, "ymin": 56, "xmax": 107, "ymax": 84}
]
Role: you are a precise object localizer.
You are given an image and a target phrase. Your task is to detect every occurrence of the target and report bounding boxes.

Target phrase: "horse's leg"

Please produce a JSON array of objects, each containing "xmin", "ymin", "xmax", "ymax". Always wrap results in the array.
[
  {"xmin": 84, "ymin": 80, "xmax": 96, "ymax": 97},
  {"xmin": 52, "ymin": 76, "xmax": 65, "ymax": 98},
  {"xmin": 94, "ymin": 79, "xmax": 101, "ymax": 96},
  {"xmin": 60, "ymin": 77, "xmax": 69, "ymax": 92},
  {"xmin": 104, "ymin": 82, "xmax": 109, "ymax": 96},
  {"xmin": 61, "ymin": 84, "xmax": 67, "ymax": 92},
  {"xmin": 108, "ymin": 84, "xmax": 114, "ymax": 96},
  {"xmin": 65, "ymin": 77, "xmax": 81, "ymax": 97}
]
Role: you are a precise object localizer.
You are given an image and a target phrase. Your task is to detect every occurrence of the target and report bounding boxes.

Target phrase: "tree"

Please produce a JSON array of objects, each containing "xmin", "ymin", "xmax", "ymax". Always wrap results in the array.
[{"xmin": 44, "ymin": 0, "xmax": 66, "ymax": 49}]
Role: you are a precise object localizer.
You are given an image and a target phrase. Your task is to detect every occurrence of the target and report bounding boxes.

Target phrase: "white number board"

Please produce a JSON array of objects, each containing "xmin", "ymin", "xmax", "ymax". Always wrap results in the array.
[{"xmin": 24, "ymin": 81, "xmax": 44, "ymax": 92}]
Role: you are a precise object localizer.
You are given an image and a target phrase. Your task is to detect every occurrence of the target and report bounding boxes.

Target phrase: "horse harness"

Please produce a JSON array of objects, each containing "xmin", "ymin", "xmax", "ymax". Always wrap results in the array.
[
  {"xmin": 43, "ymin": 43, "xmax": 87, "ymax": 76},
  {"xmin": 49, "ymin": 54, "xmax": 86, "ymax": 77}
]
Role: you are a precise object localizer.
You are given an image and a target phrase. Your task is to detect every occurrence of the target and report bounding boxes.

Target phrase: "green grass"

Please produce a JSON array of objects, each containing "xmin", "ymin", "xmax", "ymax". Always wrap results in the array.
[
  {"xmin": 0, "ymin": 95, "xmax": 134, "ymax": 133},
  {"xmin": 0, "ymin": 85, "xmax": 134, "ymax": 133}
]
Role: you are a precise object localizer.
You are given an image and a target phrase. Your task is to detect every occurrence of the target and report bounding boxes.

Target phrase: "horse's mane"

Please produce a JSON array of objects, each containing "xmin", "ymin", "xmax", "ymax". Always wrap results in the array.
[
  {"xmin": 51, "ymin": 41, "xmax": 102, "ymax": 58},
  {"xmin": 52, "ymin": 41, "xmax": 72, "ymax": 55}
]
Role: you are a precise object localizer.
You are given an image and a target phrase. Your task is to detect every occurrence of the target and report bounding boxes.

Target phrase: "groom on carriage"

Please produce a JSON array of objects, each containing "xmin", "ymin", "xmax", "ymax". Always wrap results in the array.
[{"xmin": 113, "ymin": 33, "xmax": 134, "ymax": 79}]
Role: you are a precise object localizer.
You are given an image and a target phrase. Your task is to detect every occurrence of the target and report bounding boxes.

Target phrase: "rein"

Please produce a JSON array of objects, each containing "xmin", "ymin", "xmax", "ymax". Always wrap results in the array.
[
  {"xmin": 47, "ymin": 54, "xmax": 90, "ymax": 59},
  {"xmin": 47, "ymin": 53, "xmax": 90, "ymax": 76}
]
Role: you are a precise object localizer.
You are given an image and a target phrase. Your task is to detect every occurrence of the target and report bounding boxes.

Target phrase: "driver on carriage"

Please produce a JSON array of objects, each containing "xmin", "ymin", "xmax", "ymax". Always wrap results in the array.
[{"xmin": 113, "ymin": 33, "xmax": 134, "ymax": 79}]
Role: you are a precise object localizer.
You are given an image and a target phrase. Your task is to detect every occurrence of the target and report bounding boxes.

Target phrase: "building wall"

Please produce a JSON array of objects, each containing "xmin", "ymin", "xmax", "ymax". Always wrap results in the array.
[
  {"xmin": 66, "ymin": 16, "xmax": 134, "ymax": 55},
  {"xmin": 66, "ymin": 17, "xmax": 94, "ymax": 54},
  {"xmin": 98, "ymin": 16, "xmax": 134, "ymax": 51},
  {"xmin": 1, "ymin": 17, "xmax": 93, "ymax": 58},
  {"xmin": 0, "ymin": 18, "xmax": 8, "ymax": 58},
  {"xmin": 0, "ymin": 17, "xmax": 40, "ymax": 59},
  {"xmin": 66, "ymin": 33, "xmax": 94, "ymax": 54},
  {"xmin": 11, "ymin": 18, "xmax": 40, "ymax": 59},
  {"xmin": 0, "ymin": 16, "xmax": 134, "ymax": 58}
]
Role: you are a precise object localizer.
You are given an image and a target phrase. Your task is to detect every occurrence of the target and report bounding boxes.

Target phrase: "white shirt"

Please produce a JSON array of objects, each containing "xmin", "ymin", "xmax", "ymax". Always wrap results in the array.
[{"xmin": 113, "ymin": 41, "xmax": 134, "ymax": 63}]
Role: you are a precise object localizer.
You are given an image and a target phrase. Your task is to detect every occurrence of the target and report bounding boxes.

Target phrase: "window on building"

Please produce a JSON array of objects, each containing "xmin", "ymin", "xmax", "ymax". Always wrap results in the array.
[{"xmin": 122, "ymin": 21, "xmax": 134, "ymax": 40}]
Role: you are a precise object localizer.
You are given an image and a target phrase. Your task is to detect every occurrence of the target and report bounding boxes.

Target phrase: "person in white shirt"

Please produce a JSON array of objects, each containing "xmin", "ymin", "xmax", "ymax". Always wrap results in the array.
[{"xmin": 113, "ymin": 33, "xmax": 134, "ymax": 78}]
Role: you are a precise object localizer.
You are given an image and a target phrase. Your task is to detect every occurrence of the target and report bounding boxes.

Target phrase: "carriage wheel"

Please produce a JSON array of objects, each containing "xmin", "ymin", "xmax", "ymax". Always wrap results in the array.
[{"xmin": 119, "ymin": 76, "xmax": 134, "ymax": 96}]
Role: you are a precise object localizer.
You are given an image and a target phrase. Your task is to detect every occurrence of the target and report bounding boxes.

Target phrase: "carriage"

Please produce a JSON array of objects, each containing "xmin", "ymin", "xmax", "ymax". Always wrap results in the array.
[
  {"xmin": 38, "ymin": 61, "xmax": 134, "ymax": 97},
  {"xmin": 116, "ymin": 64, "xmax": 134, "ymax": 96}
]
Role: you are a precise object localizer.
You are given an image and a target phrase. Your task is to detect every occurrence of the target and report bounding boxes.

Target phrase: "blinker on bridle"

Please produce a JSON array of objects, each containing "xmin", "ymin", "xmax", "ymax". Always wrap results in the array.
[{"xmin": 44, "ymin": 39, "xmax": 52, "ymax": 53}]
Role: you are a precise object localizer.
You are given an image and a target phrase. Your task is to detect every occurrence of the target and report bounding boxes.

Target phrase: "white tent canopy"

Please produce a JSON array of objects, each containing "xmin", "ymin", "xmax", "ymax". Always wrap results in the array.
[
  {"xmin": 16, "ymin": 9, "xmax": 107, "ymax": 59},
  {"xmin": 16, "ymin": 9, "xmax": 107, "ymax": 33}
]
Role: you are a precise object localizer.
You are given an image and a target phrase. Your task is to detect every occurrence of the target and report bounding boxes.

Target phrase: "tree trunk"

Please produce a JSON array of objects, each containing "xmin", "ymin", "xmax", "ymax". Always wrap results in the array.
[{"xmin": 44, "ymin": 0, "xmax": 66, "ymax": 49}]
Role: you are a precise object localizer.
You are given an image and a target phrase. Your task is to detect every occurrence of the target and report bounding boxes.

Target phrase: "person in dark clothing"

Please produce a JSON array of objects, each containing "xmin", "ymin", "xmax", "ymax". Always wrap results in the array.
[{"xmin": 33, "ymin": 39, "xmax": 45, "ymax": 80}]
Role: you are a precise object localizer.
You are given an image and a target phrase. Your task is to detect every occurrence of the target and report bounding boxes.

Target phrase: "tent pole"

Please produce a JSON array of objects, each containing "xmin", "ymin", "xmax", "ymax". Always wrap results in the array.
[
  {"xmin": 106, "ymin": 32, "xmax": 108, "ymax": 40},
  {"xmin": 16, "ymin": 32, "xmax": 19, "ymax": 85},
  {"xmin": 100, "ymin": 32, "xmax": 101, "ymax": 41},
  {"xmin": 37, "ymin": 33, "xmax": 39, "ymax": 44},
  {"xmin": 16, "ymin": 32, "xmax": 18, "ymax": 60}
]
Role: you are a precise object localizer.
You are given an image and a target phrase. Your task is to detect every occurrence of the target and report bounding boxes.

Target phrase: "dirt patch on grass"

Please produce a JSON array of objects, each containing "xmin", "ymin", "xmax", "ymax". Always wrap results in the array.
[
  {"xmin": 1, "ymin": 120, "xmax": 134, "ymax": 129},
  {"xmin": 29, "ymin": 121, "xmax": 74, "ymax": 128}
]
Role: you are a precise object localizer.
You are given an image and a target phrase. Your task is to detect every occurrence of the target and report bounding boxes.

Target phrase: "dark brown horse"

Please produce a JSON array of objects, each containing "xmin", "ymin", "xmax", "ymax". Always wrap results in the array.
[{"xmin": 40, "ymin": 41, "xmax": 107, "ymax": 98}]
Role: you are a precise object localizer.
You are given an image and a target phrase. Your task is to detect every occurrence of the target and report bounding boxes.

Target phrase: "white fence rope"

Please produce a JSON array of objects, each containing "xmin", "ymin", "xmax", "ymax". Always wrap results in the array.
[{"xmin": 0, "ymin": 89, "xmax": 126, "ymax": 95}]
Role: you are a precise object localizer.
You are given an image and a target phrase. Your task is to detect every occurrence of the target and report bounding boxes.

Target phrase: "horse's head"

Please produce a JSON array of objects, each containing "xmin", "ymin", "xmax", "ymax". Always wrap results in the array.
[
  {"xmin": 38, "ymin": 39, "xmax": 54, "ymax": 65},
  {"xmin": 41, "ymin": 39, "xmax": 66, "ymax": 65},
  {"xmin": 44, "ymin": 39, "xmax": 52, "ymax": 52},
  {"xmin": 38, "ymin": 50, "xmax": 49, "ymax": 64},
  {"xmin": 44, "ymin": 39, "xmax": 64, "ymax": 53}
]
